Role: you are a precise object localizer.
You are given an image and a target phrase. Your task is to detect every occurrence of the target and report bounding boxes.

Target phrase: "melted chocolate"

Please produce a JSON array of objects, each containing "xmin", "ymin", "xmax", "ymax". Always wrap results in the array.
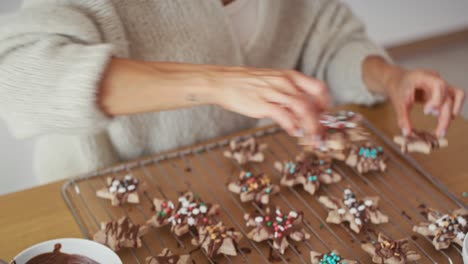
[
  {"xmin": 25, "ymin": 244, "xmax": 99, "ymax": 264},
  {"xmin": 105, "ymin": 217, "xmax": 141, "ymax": 249}
]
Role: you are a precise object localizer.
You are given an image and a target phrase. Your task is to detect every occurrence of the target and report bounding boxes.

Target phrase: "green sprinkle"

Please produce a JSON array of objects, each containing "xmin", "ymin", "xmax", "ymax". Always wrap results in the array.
[
  {"xmin": 159, "ymin": 211, "xmax": 165, "ymax": 217},
  {"xmin": 267, "ymin": 221, "xmax": 272, "ymax": 227},
  {"xmin": 463, "ymin": 192, "xmax": 467, "ymax": 198},
  {"xmin": 319, "ymin": 223, "xmax": 324, "ymax": 229}
]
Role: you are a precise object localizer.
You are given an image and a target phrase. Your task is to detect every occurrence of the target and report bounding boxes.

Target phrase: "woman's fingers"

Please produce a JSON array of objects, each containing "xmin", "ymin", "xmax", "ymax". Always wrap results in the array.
[
  {"xmin": 262, "ymin": 103, "xmax": 298, "ymax": 136},
  {"xmin": 450, "ymin": 86, "xmax": 465, "ymax": 116},
  {"xmin": 284, "ymin": 70, "xmax": 331, "ymax": 110},
  {"xmin": 436, "ymin": 96, "xmax": 454, "ymax": 138},
  {"xmin": 419, "ymin": 74, "xmax": 448, "ymax": 114},
  {"xmin": 394, "ymin": 100, "xmax": 412, "ymax": 136}
]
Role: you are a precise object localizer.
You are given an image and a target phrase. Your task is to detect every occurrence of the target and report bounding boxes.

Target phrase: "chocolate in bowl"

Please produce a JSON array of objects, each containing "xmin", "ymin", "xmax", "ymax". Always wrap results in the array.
[{"xmin": 25, "ymin": 243, "xmax": 99, "ymax": 264}]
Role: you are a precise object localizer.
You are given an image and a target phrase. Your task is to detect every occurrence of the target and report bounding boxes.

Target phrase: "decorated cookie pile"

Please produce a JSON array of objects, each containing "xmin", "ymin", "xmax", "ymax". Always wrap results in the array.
[
  {"xmin": 244, "ymin": 207, "xmax": 310, "ymax": 254},
  {"xmin": 93, "ymin": 216, "xmax": 148, "ymax": 251},
  {"xmin": 146, "ymin": 248, "xmax": 192, "ymax": 264},
  {"xmin": 394, "ymin": 130, "xmax": 448, "ymax": 154},
  {"xmin": 147, "ymin": 191, "xmax": 220, "ymax": 237},
  {"xmin": 345, "ymin": 142, "xmax": 387, "ymax": 174},
  {"xmin": 228, "ymin": 171, "xmax": 280, "ymax": 205},
  {"xmin": 413, "ymin": 207, "xmax": 468, "ymax": 250},
  {"xmin": 275, "ymin": 153, "xmax": 341, "ymax": 195},
  {"xmin": 310, "ymin": 250, "xmax": 357, "ymax": 264},
  {"xmin": 96, "ymin": 174, "xmax": 143, "ymax": 206},
  {"xmin": 361, "ymin": 233, "xmax": 421, "ymax": 264},
  {"xmin": 224, "ymin": 137, "xmax": 267, "ymax": 165},
  {"xmin": 319, "ymin": 188, "xmax": 388, "ymax": 233},
  {"xmin": 191, "ymin": 222, "xmax": 242, "ymax": 258}
]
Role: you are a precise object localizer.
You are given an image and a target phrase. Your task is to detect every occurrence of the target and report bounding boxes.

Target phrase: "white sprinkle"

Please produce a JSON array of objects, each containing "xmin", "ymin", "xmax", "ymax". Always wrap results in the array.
[
  {"xmin": 190, "ymin": 203, "xmax": 197, "ymax": 208},
  {"xmin": 349, "ymin": 208, "xmax": 358, "ymax": 215},
  {"xmin": 457, "ymin": 216, "xmax": 467, "ymax": 226},
  {"xmin": 168, "ymin": 202, "xmax": 175, "ymax": 209},
  {"xmin": 337, "ymin": 208, "xmax": 346, "ymax": 215},
  {"xmin": 355, "ymin": 218, "xmax": 362, "ymax": 225},
  {"xmin": 124, "ymin": 174, "xmax": 132, "ymax": 181},
  {"xmin": 276, "ymin": 217, "xmax": 283, "ymax": 222},
  {"xmin": 344, "ymin": 189, "xmax": 352, "ymax": 195},
  {"xmin": 345, "ymin": 122, "xmax": 357, "ymax": 128},
  {"xmin": 177, "ymin": 219, "xmax": 182, "ymax": 224},
  {"xmin": 278, "ymin": 225, "xmax": 284, "ymax": 231},
  {"xmin": 344, "ymin": 200, "xmax": 352, "ymax": 206},
  {"xmin": 109, "ymin": 186, "xmax": 117, "ymax": 193},
  {"xmin": 289, "ymin": 211, "xmax": 298, "ymax": 218},
  {"xmin": 181, "ymin": 200, "xmax": 190, "ymax": 208},
  {"xmin": 428, "ymin": 224, "xmax": 437, "ymax": 231},
  {"xmin": 178, "ymin": 197, "xmax": 187, "ymax": 203},
  {"xmin": 117, "ymin": 187, "xmax": 126, "ymax": 193},
  {"xmin": 255, "ymin": 216, "xmax": 264, "ymax": 223},
  {"xmin": 200, "ymin": 205, "xmax": 208, "ymax": 214},
  {"xmin": 127, "ymin": 185, "xmax": 136, "ymax": 191},
  {"xmin": 358, "ymin": 205, "xmax": 366, "ymax": 211},
  {"xmin": 364, "ymin": 200, "xmax": 373, "ymax": 207},
  {"xmin": 187, "ymin": 217, "xmax": 196, "ymax": 226},
  {"xmin": 456, "ymin": 232, "xmax": 465, "ymax": 240},
  {"xmin": 276, "ymin": 209, "xmax": 282, "ymax": 215},
  {"xmin": 274, "ymin": 232, "xmax": 279, "ymax": 238},
  {"xmin": 179, "ymin": 208, "xmax": 188, "ymax": 215},
  {"xmin": 112, "ymin": 180, "xmax": 120, "ymax": 187},
  {"xmin": 192, "ymin": 208, "xmax": 200, "ymax": 215}
]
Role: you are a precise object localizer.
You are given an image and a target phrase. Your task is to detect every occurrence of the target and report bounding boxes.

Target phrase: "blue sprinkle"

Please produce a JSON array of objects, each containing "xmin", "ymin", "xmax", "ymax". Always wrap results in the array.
[
  {"xmin": 377, "ymin": 146, "xmax": 383, "ymax": 152},
  {"xmin": 319, "ymin": 160, "xmax": 324, "ymax": 165},
  {"xmin": 309, "ymin": 175, "xmax": 317, "ymax": 182},
  {"xmin": 265, "ymin": 188, "xmax": 271, "ymax": 193},
  {"xmin": 326, "ymin": 168, "xmax": 332, "ymax": 174},
  {"xmin": 285, "ymin": 163, "xmax": 290, "ymax": 169},
  {"xmin": 242, "ymin": 186, "xmax": 247, "ymax": 192},
  {"xmin": 246, "ymin": 172, "xmax": 252, "ymax": 178},
  {"xmin": 290, "ymin": 168, "xmax": 296, "ymax": 174}
]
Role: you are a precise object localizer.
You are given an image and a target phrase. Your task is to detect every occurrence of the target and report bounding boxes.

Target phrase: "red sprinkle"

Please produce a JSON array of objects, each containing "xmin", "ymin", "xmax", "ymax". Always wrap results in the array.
[
  {"xmin": 162, "ymin": 202, "xmax": 167, "ymax": 208},
  {"xmin": 203, "ymin": 217, "xmax": 208, "ymax": 223}
]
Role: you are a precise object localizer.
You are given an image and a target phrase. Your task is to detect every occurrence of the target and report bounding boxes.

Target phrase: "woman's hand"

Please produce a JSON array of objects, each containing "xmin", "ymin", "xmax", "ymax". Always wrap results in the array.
[
  {"xmin": 363, "ymin": 56, "xmax": 465, "ymax": 138},
  {"xmin": 207, "ymin": 67, "xmax": 331, "ymax": 138}
]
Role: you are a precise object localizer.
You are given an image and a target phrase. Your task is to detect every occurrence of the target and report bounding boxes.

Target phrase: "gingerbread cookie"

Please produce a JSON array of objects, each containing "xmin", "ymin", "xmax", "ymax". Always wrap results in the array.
[
  {"xmin": 244, "ymin": 207, "xmax": 310, "ymax": 254},
  {"xmin": 96, "ymin": 174, "xmax": 143, "ymax": 206},
  {"xmin": 146, "ymin": 248, "xmax": 192, "ymax": 264},
  {"xmin": 413, "ymin": 207, "xmax": 468, "ymax": 250},
  {"xmin": 394, "ymin": 130, "xmax": 448, "ymax": 154},
  {"xmin": 224, "ymin": 137, "xmax": 267, "ymax": 165},
  {"xmin": 275, "ymin": 153, "xmax": 341, "ymax": 195},
  {"xmin": 93, "ymin": 216, "xmax": 148, "ymax": 251},
  {"xmin": 310, "ymin": 250, "xmax": 357, "ymax": 264},
  {"xmin": 191, "ymin": 222, "xmax": 242, "ymax": 259},
  {"xmin": 361, "ymin": 233, "xmax": 421, "ymax": 264},
  {"xmin": 147, "ymin": 191, "xmax": 220, "ymax": 237},
  {"xmin": 228, "ymin": 171, "xmax": 280, "ymax": 205},
  {"xmin": 345, "ymin": 142, "xmax": 386, "ymax": 174},
  {"xmin": 318, "ymin": 188, "xmax": 388, "ymax": 233}
]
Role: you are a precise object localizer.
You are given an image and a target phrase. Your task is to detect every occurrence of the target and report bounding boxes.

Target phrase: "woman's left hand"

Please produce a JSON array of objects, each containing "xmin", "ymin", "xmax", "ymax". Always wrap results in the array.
[{"xmin": 385, "ymin": 68, "xmax": 465, "ymax": 138}]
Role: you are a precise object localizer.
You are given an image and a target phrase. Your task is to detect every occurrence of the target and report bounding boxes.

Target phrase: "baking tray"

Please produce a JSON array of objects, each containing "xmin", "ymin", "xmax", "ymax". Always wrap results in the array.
[{"xmin": 62, "ymin": 114, "xmax": 467, "ymax": 263}]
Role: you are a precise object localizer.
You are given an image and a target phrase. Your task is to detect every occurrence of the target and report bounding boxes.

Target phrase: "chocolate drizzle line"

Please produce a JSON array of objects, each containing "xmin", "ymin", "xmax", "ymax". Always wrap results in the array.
[
  {"xmin": 105, "ymin": 217, "xmax": 142, "ymax": 249},
  {"xmin": 25, "ymin": 243, "xmax": 99, "ymax": 264}
]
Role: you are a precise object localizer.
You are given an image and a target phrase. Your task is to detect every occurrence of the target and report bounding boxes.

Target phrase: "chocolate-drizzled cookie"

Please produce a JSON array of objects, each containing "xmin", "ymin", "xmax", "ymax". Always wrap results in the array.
[
  {"xmin": 147, "ymin": 191, "xmax": 220, "ymax": 237},
  {"xmin": 275, "ymin": 153, "xmax": 341, "ymax": 195},
  {"xmin": 96, "ymin": 174, "xmax": 144, "ymax": 206},
  {"xmin": 93, "ymin": 216, "xmax": 148, "ymax": 251},
  {"xmin": 394, "ymin": 130, "xmax": 448, "ymax": 154},
  {"xmin": 244, "ymin": 207, "xmax": 310, "ymax": 254},
  {"xmin": 228, "ymin": 171, "xmax": 280, "ymax": 205},
  {"xmin": 300, "ymin": 111, "xmax": 368, "ymax": 160},
  {"xmin": 224, "ymin": 137, "xmax": 267, "ymax": 165},
  {"xmin": 361, "ymin": 233, "xmax": 421, "ymax": 264},
  {"xmin": 413, "ymin": 207, "xmax": 468, "ymax": 250},
  {"xmin": 310, "ymin": 250, "xmax": 357, "ymax": 264},
  {"xmin": 318, "ymin": 188, "xmax": 388, "ymax": 233},
  {"xmin": 146, "ymin": 248, "xmax": 192, "ymax": 264},
  {"xmin": 345, "ymin": 142, "xmax": 386, "ymax": 174},
  {"xmin": 191, "ymin": 222, "xmax": 242, "ymax": 259}
]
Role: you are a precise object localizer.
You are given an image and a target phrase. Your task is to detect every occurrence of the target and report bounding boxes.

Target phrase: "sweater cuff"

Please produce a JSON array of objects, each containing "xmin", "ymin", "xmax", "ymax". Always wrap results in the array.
[{"xmin": 327, "ymin": 40, "xmax": 392, "ymax": 106}]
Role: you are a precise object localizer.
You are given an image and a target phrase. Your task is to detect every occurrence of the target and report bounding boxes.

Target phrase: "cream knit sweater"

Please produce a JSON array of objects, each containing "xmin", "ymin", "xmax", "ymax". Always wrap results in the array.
[{"xmin": 0, "ymin": 0, "xmax": 388, "ymax": 183}]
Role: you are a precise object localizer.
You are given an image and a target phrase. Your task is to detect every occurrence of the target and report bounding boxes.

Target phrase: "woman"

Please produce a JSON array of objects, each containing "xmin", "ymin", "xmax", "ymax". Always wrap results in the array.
[{"xmin": 0, "ymin": 0, "xmax": 464, "ymax": 182}]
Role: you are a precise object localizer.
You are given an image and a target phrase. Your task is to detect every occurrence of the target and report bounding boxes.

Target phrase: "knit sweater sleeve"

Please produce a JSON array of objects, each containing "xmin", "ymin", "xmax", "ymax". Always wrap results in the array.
[
  {"xmin": 0, "ymin": 1, "xmax": 127, "ymax": 138},
  {"xmin": 299, "ymin": 0, "xmax": 391, "ymax": 106}
]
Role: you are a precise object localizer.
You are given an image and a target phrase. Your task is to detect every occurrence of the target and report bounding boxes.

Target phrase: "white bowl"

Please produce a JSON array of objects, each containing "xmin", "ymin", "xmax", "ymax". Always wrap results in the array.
[
  {"xmin": 464, "ymin": 233, "xmax": 468, "ymax": 264},
  {"xmin": 11, "ymin": 238, "xmax": 121, "ymax": 264}
]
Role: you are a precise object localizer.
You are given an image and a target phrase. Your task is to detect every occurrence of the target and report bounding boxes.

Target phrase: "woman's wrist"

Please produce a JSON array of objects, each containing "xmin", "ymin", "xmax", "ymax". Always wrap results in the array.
[{"xmin": 362, "ymin": 55, "xmax": 405, "ymax": 96}]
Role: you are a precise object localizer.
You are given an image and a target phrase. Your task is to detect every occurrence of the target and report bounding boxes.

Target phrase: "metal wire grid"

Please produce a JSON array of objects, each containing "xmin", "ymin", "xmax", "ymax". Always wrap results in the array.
[{"xmin": 62, "ymin": 121, "xmax": 466, "ymax": 264}]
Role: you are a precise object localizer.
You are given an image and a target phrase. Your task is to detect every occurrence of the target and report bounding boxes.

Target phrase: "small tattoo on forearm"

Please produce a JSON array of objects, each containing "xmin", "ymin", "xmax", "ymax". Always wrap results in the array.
[{"xmin": 186, "ymin": 93, "xmax": 199, "ymax": 102}]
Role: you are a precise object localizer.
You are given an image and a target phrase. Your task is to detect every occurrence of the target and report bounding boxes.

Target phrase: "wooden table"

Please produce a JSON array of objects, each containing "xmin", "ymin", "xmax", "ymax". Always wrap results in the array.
[{"xmin": 1, "ymin": 102, "xmax": 467, "ymax": 261}]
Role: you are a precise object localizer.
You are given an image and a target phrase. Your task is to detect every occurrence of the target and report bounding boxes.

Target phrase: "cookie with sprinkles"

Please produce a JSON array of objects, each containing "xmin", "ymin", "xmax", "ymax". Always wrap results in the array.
[
  {"xmin": 96, "ymin": 174, "xmax": 144, "ymax": 206},
  {"xmin": 318, "ymin": 188, "xmax": 388, "ymax": 233},
  {"xmin": 228, "ymin": 171, "xmax": 280, "ymax": 205},
  {"xmin": 147, "ymin": 191, "xmax": 220, "ymax": 237},
  {"xmin": 361, "ymin": 233, "xmax": 421, "ymax": 264},
  {"xmin": 146, "ymin": 248, "xmax": 192, "ymax": 264},
  {"xmin": 224, "ymin": 137, "xmax": 267, "ymax": 165},
  {"xmin": 93, "ymin": 216, "xmax": 148, "ymax": 251},
  {"xmin": 191, "ymin": 222, "xmax": 242, "ymax": 259},
  {"xmin": 310, "ymin": 250, "xmax": 357, "ymax": 264},
  {"xmin": 244, "ymin": 207, "xmax": 310, "ymax": 254},
  {"xmin": 412, "ymin": 207, "xmax": 468, "ymax": 250},
  {"xmin": 345, "ymin": 142, "xmax": 386, "ymax": 174},
  {"xmin": 394, "ymin": 130, "xmax": 448, "ymax": 154},
  {"xmin": 275, "ymin": 153, "xmax": 341, "ymax": 195}
]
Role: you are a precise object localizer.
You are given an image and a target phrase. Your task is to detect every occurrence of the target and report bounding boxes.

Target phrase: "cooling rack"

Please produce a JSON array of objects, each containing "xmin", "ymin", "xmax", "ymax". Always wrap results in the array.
[{"xmin": 62, "ymin": 114, "xmax": 466, "ymax": 263}]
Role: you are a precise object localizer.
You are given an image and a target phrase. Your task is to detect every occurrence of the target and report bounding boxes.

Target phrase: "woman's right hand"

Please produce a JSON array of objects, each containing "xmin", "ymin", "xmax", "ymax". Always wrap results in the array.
[{"xmin": 205, "ymin": 66, "xmax": 331, "ymax": 139}]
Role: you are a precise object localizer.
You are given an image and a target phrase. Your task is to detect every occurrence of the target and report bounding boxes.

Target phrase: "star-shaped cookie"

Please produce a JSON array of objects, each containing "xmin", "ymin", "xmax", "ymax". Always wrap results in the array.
[
  {"xmin": 228, "ymin": 171, "xmax": 280, "ymax": 205},
  {"xmin": 413, "ymin": 207, "xmax": 468, "ymax": 250},
  {"xmin": 394, "ymin": 130, "xmax": 448, "ymax": 154},
  {"xmin": 318, "ymin": 188, "xmax": 388, "ymax": 233},
  {"xmin": 275, "ymin": 153, "xmax": 341, "ymax": 195},
  {"xmin": 361, "ymin": 233, "xmax": 421, "ymax": 264},
  {"xmin": 93, "ymin": 216, "xmax": 148, "ymax": 251},
  {"xmin": 224, "ymin": 137, "xmax": 267, "ymax": 165},
  {"xmin": 345, "ymin": 142, "xmax": 386, "ymax": 174},
  {"xmin": 96, "ymin": 174, "xmax": 144, "ymax": 206},
  {"xmin": 146, "ymin": 248, "xmax": 192, "ymax": 264},
  {"xmin": 244, "ymin": 207, "xmax": 310, "ymax": 254},
  {"xmin": 191, "ymin": 222, "xmax": 242, "ymax": 259},
  {"xmin": 310, "ymin": 250, "xmax": 357, "ymax": 264},
  {"xmin": 147, "ymin": 191, "xmax": 220, "ymax": 237}
]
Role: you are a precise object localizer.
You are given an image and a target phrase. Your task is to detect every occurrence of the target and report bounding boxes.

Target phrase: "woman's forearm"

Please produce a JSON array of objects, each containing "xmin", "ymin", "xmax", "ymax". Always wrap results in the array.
[
  {"xmin": 98, "ymin": 58, "xmax": 215, "ymax": 116},
  {"xmin": 362, "ymin": 55, "xmax": 403, "ymax": 95}
]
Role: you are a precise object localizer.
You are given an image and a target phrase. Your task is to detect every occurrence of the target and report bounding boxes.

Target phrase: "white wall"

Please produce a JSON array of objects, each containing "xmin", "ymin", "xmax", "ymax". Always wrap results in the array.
[{"xmin": 0, "ymin": 0, "xmax": 467, "ymax": 195}]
